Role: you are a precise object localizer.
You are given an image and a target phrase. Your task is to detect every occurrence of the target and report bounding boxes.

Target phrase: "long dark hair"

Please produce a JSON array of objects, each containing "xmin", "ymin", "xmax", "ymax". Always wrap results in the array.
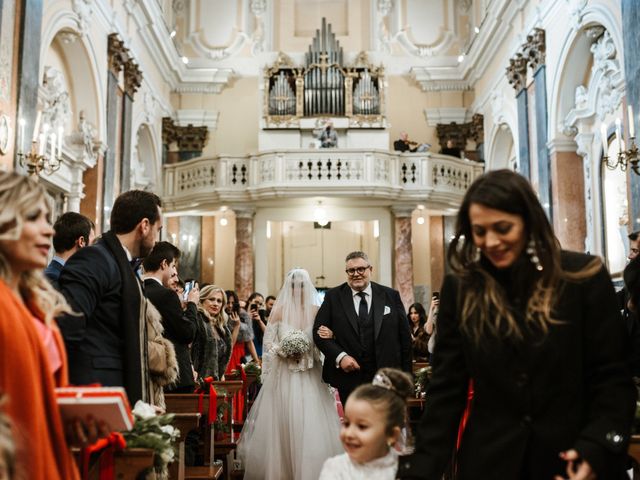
[
  {"xmin": 448, "ymin": 169, "xmax": 598, "ymax": 342},
  {"xmin": 407, "ymin": 303, "xmax": 427, "ymax": 329}
]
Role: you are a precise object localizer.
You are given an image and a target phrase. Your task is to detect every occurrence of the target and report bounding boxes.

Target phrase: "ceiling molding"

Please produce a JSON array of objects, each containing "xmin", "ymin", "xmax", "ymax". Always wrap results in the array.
[{"xmin": 424, "ymin": 108, "xmax": 471, "ymax": 126}]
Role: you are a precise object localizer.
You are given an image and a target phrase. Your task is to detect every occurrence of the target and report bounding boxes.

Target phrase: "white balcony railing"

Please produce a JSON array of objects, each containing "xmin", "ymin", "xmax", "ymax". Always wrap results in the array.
[{"xmin": 162, "ymin": 149, "xmax": 484, "ymax": 211}]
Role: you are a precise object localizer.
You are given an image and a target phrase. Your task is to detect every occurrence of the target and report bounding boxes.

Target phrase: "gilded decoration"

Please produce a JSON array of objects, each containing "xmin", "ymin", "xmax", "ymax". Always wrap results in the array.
[
  {"xmin": 162, "ymin": 117, "xmax": 208, "ymax": 152},
  {"xmin": 262, "ymin": 18, "xmax": 386, "ymax": 128}
]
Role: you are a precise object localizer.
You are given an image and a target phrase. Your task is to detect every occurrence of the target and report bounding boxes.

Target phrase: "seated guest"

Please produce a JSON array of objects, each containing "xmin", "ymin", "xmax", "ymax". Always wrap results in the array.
[
  {"xmin": 192, "ymin": 285, "xmax": 234, "ymax": 380},
  {"xmin": 394, "ymin": 132, "xmax": 430, "ymax": 153},
  {"xmin": 58, "ymin": 189, "xmax": 163, "ymax": 405},
  {"xmin": 408, "ymin": 302, "xmax": 430, "ymax": 361},
  {"xmin": 441, "ymin": 138, "xmax": 463, "ymax": 158},
  {"xmin": 143, "ymin": 241, "xmax": 198, "ymax": 394},
  {"xmin": 44, "ymin": 212, "xmax": 95, "ymax": 288},
  {"xmin": 0, "ymin": 171, "xmax": 80, "ymax": 479}
]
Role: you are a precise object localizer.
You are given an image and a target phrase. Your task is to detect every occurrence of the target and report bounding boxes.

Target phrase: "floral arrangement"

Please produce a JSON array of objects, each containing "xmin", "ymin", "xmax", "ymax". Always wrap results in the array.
[
  {"xmin": 121, "ymin": 401, "xmax": 180, "ymax": 480},
  {"xmin": 243, "ymin": 361, "xmax": 262, "ymax": 384},
  {"xmin": 279, "ymin": 329, "xmax": 311, "ymax": 359},
  {"xmin": 414, "ymin": 365, "xmax": 432, "ymax": 398}
]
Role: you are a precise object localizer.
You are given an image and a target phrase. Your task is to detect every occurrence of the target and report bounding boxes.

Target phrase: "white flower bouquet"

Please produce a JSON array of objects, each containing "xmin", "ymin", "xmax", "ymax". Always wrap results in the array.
[{"xmin": 279, "ymin": 329, "xmax": 311, "ymax": 360}]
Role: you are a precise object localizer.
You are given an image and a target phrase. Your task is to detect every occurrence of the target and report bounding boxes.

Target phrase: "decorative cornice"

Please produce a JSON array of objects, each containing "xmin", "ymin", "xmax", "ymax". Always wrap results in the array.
[
  {"xmin": 162, "ymin": 117, "xmax": 209, "ymax": 152},
  {"xmin": 409, "ymin": 67, "xmax": 471, "ymax": 92},
  {"xmin": 469, "ymin": 114, "xmax": 484, "ymax": 143},
  {"xmin": 176, "ymin": 109, "xmax": 219, "ymax": 130},
  {"xmin": 424, "ymin": 108, "xmax": 470, "ymax": 126}
]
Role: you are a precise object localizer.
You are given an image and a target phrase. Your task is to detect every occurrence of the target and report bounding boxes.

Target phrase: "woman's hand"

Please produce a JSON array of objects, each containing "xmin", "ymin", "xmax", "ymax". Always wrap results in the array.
[
  {"xmin": 65, "ymin": 416, "xmax": 112, "ymax": 447},
  {"xmin": 317, "ymin": 325, "xmax": 334, "ymax": 339},
  {"xmin": 229, "ymin": 311, "xmax": 241, "ymax": 329},
  {"xmin": 554, "ymin": 450, "xmax": 596, "ymax": 480}
]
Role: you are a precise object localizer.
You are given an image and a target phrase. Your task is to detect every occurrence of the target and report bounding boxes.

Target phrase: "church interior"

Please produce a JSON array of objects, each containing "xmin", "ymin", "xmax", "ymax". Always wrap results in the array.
[{"xmin": 1, "ymin": 0, "xmax": 636, "ymax": 305}]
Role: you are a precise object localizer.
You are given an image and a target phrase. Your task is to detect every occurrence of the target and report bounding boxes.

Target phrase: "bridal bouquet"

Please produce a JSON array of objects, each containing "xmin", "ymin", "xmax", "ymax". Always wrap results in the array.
[{"xmin": 279, "ymin": 329, "xmax": 311, "ymax": 360}]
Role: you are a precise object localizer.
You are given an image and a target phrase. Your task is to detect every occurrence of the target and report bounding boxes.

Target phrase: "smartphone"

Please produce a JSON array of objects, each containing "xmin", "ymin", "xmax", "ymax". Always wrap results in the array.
[
  {"xmin": 250, "ymin": 303, "xmax": 258, "ymax": 312},
  {"xmin": 183, "ymin": 281, "xmax": 194, "ymax": 301},
  {"xmin": 432, "ymin": 292, "xmax": 439, "ymax": 299}
]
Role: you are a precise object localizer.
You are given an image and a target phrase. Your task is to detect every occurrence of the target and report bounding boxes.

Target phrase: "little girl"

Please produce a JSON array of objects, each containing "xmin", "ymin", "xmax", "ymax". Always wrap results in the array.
[{"xmin": 319, "ymin": 368, "xmax": 413, "ymax": 480}]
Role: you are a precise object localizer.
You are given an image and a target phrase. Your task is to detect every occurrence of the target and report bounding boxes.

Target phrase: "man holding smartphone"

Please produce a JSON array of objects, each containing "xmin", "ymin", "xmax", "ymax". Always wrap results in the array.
[
  {"xmin": 247, "ymin": 292, "xmax": 266, "ymax": 357},
  {"xmin": 142, "ymin": 242, "xmax": 199, "ymax": 393}
]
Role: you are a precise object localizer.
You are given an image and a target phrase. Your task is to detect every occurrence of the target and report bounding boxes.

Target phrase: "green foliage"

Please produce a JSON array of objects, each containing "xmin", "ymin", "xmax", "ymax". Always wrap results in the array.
[{"xmin": 414, "ymin": 365, "xmax": 432, "ymax": 397}]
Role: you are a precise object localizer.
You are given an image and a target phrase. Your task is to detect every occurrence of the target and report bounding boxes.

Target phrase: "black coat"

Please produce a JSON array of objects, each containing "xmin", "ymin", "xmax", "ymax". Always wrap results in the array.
[
  {"xmin": 57, "ymin": 232, "xmax": 148, "ymax": 404},
  {"xmin": 44, "ymin": 258, "xmax": 63, "ymax": 289},
  {"xmin": 313, "ymin": 281, "xmax": 412, "ymax": 397},
  {"xmin": 398, "ymin": 251, "xmax": 636, "ymax": 480},
  {"xmin": 143, "ymin": 279, "xmax": 197, "ymax": 390}
]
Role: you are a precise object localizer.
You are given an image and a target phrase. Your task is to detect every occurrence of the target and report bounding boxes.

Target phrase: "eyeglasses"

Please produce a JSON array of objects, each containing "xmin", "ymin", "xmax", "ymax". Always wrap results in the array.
[{"xmin": 345, "ymin": 266, "xmax": 371, "ymax": 276}]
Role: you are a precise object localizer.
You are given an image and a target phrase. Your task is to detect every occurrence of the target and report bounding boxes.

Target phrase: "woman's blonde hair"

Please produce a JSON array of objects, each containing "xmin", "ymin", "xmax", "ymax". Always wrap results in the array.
[
  {"xmin": 0, "ymin": 172, "xmax": 72, "ymax": 325},
  {"xmin": 198, "ymin": 285, "xmax": 229, "ymax": 331},
  {"xmin": 448, "ymin": 170, "xmax": 600, "ymax": 343}
]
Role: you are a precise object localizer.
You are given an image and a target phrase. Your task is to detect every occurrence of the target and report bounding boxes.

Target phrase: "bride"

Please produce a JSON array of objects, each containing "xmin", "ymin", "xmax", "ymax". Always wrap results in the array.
[{"xmin": 237, "ymin": 268, "xmax": 343, "ymax": 479}]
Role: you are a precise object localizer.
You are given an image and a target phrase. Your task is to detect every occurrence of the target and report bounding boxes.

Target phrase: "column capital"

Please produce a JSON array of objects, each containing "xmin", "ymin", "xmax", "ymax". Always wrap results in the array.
[
  {"xmin": 232, "ymin": 206, "xmax": 256, "ymax": 219},
  {"xmin": 390, "ymin": 205, "xmax": 414, "ymax": 218}
]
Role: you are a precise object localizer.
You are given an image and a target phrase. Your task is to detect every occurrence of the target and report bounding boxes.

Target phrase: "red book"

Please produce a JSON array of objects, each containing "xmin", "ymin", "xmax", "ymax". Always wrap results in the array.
[{"xmin": 55, "ymin": 386, "xmax": 134, "ymax": 431}]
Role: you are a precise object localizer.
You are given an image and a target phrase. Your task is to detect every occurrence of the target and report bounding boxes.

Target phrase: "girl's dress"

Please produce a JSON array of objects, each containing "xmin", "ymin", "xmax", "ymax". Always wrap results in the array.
[
  {"xmin": 237, "ymin": 320, "xmax": 343, "ymax": 480},
  {"xmin": 319, "ymin": 449, "xmax": 398, "ymax": 480}
]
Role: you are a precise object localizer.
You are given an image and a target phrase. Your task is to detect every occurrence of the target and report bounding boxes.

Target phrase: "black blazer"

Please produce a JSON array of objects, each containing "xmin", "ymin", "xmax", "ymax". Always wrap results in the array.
[
  {"xmin": 143, "ymin": 279, "xmax": 197, "ymax": 390},
  {"xmin": 313, "ymin": 281, "xmax": 412, "ymax": 392},
  {"xmin": 44, "ymin": 258, "xmax": 63, "ymax": 289},
  {"xmin": 398, "ymin": 251, "xmax": 636, "ymax": 480},
  {"xmin": 57, "ymin": 232, "xmax": 147, "ymax": 404}
]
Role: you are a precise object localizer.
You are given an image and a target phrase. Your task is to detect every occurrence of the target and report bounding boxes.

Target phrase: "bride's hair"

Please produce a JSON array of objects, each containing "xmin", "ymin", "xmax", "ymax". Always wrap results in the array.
[
  {"xmin": 269, "ymin": 268, "xmax": 319, "ymax": 330},
  {"xmin": 350, "ymin": 368, "xmax": 413, "ymax": 437}
]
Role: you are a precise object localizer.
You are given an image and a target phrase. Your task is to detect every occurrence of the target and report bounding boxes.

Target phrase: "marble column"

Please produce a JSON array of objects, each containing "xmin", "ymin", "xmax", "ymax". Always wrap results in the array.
[
  {"xmin": 80, "ymin": 150, "xmax": 105, "ymax": 233},
  {"xmin": 234, "ymin": 207, "xmax": 255, "ymax": 301},
  {"xmin": 622, "ymin": 0, "xmax": 640, "ymax": 230},
  {"xmin": 391, "ymin": 206, "xmax": 414, "ymax": 310},
  {"xmin": 548, "ymin": 138, "xmax": 585, "ymax": 251},
  {"xmin": 14, "ymin": 0, "xmax": 43, "ymax": 172},
  {"xmin": 534, "ymin": 65, "xmax": 552, "ymax": 220}
]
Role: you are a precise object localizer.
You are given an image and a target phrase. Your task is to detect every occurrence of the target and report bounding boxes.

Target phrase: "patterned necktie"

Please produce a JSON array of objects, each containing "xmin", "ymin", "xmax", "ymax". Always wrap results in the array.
[{"xmin": 357, "ymin": 291, "xmax": 368, "ymax": 323}]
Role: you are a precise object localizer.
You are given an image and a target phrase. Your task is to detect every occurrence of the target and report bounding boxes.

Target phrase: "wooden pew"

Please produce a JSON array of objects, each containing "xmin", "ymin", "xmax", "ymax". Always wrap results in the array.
[
  {"xmin": 167, "ymin": 412, "xmax": 201, "ymax": 480},
  {"xmin": 165, "ymin": 381, "xmax": 243, "ymax": 480},
  {"xmin": 73, "ymin": 447, "xmax": 155, "ymax": 479}
]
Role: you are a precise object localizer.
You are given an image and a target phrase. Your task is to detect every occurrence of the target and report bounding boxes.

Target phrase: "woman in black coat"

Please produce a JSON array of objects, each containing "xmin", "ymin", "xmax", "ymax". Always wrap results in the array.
[{"xmin": 398, "ymin": 170, "xmax": 636, "ymax": 480}]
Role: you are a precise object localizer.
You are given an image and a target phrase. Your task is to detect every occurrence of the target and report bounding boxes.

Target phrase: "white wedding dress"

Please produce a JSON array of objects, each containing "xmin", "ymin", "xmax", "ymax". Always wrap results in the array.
[{"xmin": 237, "ymin": 311, "xmax": 343, "ymax": 480}]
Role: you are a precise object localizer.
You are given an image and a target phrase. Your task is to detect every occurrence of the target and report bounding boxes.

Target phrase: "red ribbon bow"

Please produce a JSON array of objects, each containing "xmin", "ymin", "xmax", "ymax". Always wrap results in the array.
[
  {"xmin": 196, "ymin": 376, "xmax": 218, "ymax": 425},
  {"xmin": 81, "ymin": 432, "xmax": 126, "ymax": 480}
]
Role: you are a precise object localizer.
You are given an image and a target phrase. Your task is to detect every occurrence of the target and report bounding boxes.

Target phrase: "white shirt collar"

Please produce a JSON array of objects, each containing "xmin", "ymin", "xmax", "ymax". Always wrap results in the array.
[
  {"xmin": 121, "ymin": 245, "xmax": 133, "ymax": 262},
  {"xmin": 351, "ymin": 282, "xmax": 372, "ymax": 298}
]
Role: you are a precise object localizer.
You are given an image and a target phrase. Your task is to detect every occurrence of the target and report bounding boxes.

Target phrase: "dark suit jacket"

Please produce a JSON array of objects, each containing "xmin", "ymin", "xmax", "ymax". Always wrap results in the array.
[
  {"xmin": 313, "ymin": 281, "xmax": 412, "ymax": 393},
  {"xmin": 57, "ymin": 232, "xmax": 147, "ymax": 404},
  {"xmin": 44, "ymin": 258, "xmax": 64, "ymax": 289},
  {"xmin": 398, "ymin": 251, "xmax": 636, "ymax": 480},
  {"xmin": 143, "ymin": 279, "xmax": 197, "ymax": 390}
]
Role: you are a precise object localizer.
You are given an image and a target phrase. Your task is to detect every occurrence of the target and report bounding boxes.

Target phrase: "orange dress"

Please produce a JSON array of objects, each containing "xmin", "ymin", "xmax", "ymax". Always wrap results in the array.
[{"xmin": 0, "ymin": 280, "xmax": 80, "ymax": 480}]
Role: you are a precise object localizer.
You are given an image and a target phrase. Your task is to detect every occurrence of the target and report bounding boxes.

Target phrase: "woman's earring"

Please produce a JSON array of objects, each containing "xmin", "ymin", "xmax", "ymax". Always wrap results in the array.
[
  {"xmin": 526, "ymin": 239, "xmax": 543, "ymax": 271},
  {"xmin": 473, "ymin": 247, "xmax": 481, "ymax": 262}
]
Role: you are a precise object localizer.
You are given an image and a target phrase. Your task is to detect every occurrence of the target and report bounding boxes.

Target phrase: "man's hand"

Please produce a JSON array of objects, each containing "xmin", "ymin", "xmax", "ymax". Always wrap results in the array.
[
  {"xmin": 317, "ymin": 325, "xmax": 334, "ymax": 339},
  {"xmin": 339, "ymin": 355, "xmax": 361, "ymax": 373},
  {"xmin": 187, "ymin": 284, "xmax": 200, "ymax": 304},
  {"xmin": 554, "ymin": 450, "xmax": 596, "ymax": 480}
]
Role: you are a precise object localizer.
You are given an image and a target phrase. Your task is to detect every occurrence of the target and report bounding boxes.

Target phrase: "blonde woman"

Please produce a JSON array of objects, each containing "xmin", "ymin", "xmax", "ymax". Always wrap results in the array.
[
  {"xmin": 191, "ymin": 285, "xmax": 235, "ymax": 380},
  {"xmin": 0, "ymin": 171, "xmax": 80, "ymax": 479}
]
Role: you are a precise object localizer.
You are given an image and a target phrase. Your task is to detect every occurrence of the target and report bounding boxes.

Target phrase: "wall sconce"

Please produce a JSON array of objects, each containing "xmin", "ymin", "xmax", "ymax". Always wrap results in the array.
[
  {"xmin": 17, "ymin": 111, "xmax": 63, "ymax": 176},
  {"xmin": 416, "ymin": 204, "xmax": 425, "ymax": 225},
  {"xmin": 601, "ymin": 106, "xmax": 639, "ymax": 175},
  {"xmin": 219, "ymin": 206, "xmax": 228, "ymax": 226},
  {"xmin": 313, "ymin": 201, "xmax": 329, "ymax": 227}
]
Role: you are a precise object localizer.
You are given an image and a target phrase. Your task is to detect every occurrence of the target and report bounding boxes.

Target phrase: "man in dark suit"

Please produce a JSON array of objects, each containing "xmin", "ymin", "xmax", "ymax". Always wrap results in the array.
[
  {"xmin": 44, "ymin": 212, "xmax": 95, "ymax": 289},
  {"xmin": 142, "ymin": 241, "xmax": 199, "ymax": 393},
  {"xmin": 313, "ymin": 251, "xmax": 412, "ymax": 403},
  {"xmin": 58, "ymin": 190, "xmax": 163, "ymax": 404}
]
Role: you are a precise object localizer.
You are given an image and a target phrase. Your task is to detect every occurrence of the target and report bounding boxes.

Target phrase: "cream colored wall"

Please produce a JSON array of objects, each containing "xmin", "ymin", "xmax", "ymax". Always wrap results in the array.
[
  {"xmin": 411, "ymin": 210, "xmax": 430, "ymax": 295},
  {"xmin": 386, "ymin": 76, "xmax": 468, "ymax": 149},
  {"xmin": 175, "ymin": 77, "xmax": 260, "ymax": 156},
  {"xmin": 275, "ymin": 0, "xmax": 370, "ymax": 52}
]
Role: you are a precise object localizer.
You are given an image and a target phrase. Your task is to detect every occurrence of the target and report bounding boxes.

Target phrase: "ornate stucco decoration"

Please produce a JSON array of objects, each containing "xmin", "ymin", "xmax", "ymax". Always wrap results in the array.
[
  {"xmin": 108, "ymin": 33, "xmax": 128, "ymax": 75},
  {"xmin": 67, "ymin": 110, "xmax": 100, "ymax": 166},
  {"xmin": 506, "ymin": 52, "xmax": 527, "ymax": 92},
  {"xmin": 162, "ymin": 117, "xmax": 208, "ymax": 152},
  {"xmin": 124, "ymin": 58, "xmax": 143, "ymax": 97},
  {"xmin": 41, "ymin": 67, "xmax": 71, "ymax": 137},
  {"xmin": 435, "ymin": 114, "xmax": 484, "ymax": 152},
  {"xmin": 523, "ymin": 28, "xmax": 546, "ymax": 71},
  {"xmin": 72, "ymin": 0, "xmax": 93, "ymax": 37}
]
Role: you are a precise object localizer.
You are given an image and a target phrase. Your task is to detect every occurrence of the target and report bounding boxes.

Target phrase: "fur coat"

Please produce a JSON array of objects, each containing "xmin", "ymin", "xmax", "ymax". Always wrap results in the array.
[{"xmin": 145, "ymin": 299, "xmax": 178, "ymax": 411}]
